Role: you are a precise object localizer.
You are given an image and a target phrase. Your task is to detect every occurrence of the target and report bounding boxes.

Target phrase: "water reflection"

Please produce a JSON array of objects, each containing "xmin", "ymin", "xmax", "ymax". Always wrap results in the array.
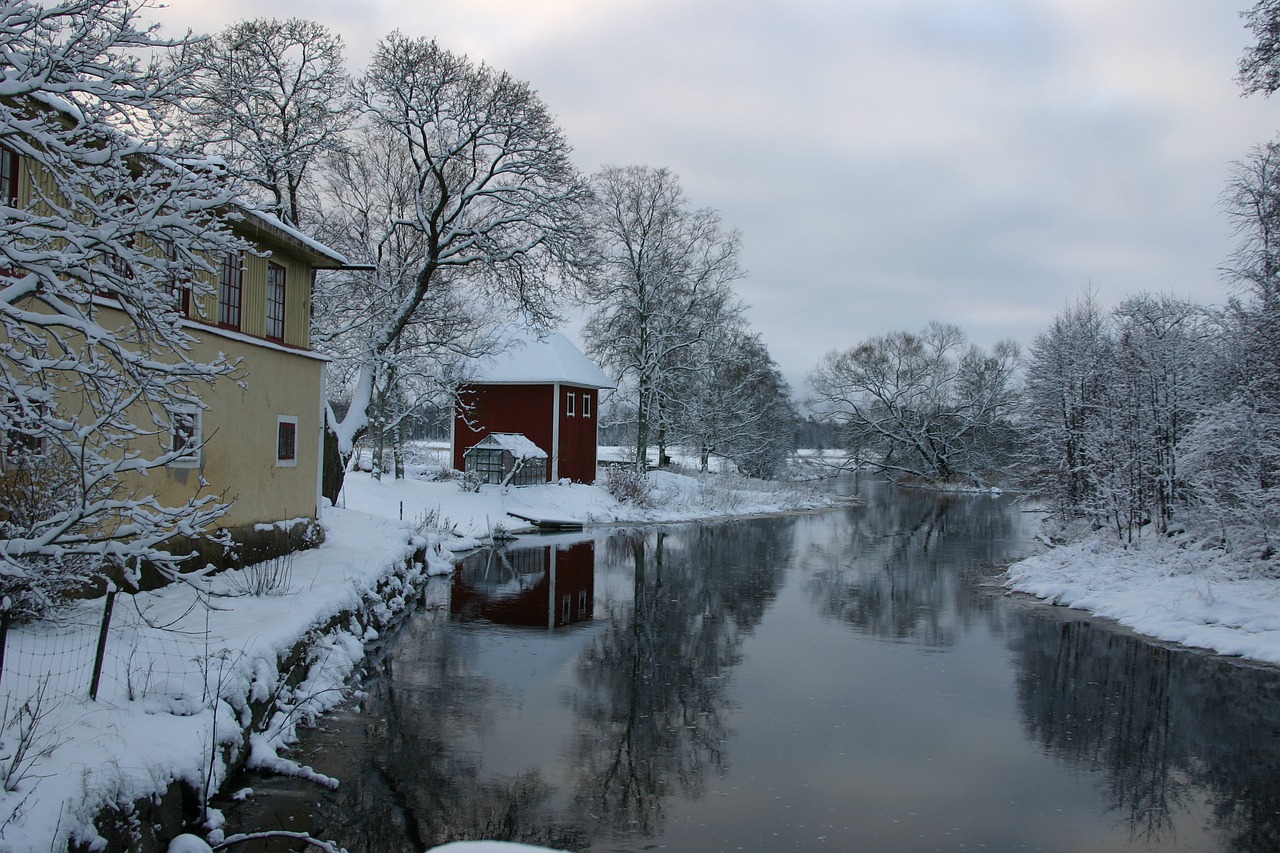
[
  {"xmin": 224, "ymin": 483, "xmax": 1280, "ymax": 852},
  {"xmin": 452, "ymin": 541, "xmax": 595, "ymax": 628},
  {"xmin": 1012, "ymin": 613, "xmax": 1280, "ymax": 851},
  {"xmin": 804, "ymin": 481, "xmax": 1027, "ymax": 647},
  {"xmin": 564, "ymin": 522, "xmax": 794, "ymax": 841}
]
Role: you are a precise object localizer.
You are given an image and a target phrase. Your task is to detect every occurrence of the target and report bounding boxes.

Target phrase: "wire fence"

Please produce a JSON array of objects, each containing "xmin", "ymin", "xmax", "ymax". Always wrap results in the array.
[{"xmin": 0, "ymin": 592, "xmax": 227, "ymax": 717}]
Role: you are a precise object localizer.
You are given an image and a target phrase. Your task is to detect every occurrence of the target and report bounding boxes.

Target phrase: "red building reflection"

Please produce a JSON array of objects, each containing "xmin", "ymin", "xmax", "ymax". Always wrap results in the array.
[{"xmin": 451, "ymin": 540, "xmax": 595, "ymax": 628}]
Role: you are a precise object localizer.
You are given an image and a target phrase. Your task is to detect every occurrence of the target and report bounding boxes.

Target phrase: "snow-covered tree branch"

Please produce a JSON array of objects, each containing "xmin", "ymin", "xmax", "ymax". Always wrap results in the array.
[{"xmin": 0, "ymin": 0, "xmax": 246, "ymax": 614}]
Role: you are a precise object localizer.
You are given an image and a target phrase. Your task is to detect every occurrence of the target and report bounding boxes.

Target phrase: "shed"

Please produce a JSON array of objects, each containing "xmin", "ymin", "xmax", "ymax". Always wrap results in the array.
[
  {"xmin": 453, "ymin": 331, "xmax": 615, "ymax": 483},
  {"xmin": 463, "ymin": 432, "xmax": 548, "ymax": 486}
]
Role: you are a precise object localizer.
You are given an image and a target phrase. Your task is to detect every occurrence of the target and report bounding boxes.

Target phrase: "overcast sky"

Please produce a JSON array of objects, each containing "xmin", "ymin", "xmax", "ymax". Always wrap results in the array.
[{"xmin": 161, "ymin": 0, "xmax": 1277, "ymax": 390}]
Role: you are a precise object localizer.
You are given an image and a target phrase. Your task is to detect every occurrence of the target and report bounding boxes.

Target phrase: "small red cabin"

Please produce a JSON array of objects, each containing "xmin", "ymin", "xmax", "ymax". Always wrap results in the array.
[{"xmin": 452, "ymin": 331, "xmax": 614, "ymax": 483}]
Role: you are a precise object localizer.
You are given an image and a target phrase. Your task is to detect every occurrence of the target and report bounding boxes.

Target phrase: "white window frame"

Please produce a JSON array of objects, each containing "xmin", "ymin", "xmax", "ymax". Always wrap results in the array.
[
  {"xmin": 583, "ymin": 392, "xmax": 592, "ymax": 419},
  {"xmin": 276, "ymin": 415, "xmax": 299, "ymax": 467},
  {"xmin": 566, "ymin": 391, "xmax": 576, "ymax": 417},
  {"xmin": 169, "ymin": 406, "xmax": 201, "ymax": 468}
]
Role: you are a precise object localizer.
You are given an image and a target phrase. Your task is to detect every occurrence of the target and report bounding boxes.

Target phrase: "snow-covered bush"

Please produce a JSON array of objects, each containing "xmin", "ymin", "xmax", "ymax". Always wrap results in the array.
[{"xmin": 601, "ymin": 466, "xmax": 653, "ymax": 507}]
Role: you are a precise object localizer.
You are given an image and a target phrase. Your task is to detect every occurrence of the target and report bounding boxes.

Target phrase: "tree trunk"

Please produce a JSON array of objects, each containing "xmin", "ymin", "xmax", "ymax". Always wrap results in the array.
[{"xmin": 322, "ymin": 419, "xmax": 346, "ymax": 506}]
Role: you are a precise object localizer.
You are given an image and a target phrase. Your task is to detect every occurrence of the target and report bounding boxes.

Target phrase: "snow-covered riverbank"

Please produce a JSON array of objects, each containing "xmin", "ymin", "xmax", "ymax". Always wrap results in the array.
[
  {"xmin": 0, "ymin": 466, "xmax": 837, "ymax": 852},
  {"xmin": 1005, "ymin": 536, "xmax": 1280, "ymax": 666}
]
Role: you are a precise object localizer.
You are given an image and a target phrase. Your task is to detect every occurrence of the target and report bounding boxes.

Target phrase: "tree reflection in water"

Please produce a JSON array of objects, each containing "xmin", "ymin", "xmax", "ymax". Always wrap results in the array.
[
  {"xmin": 1011, "ymin": 613, "xmax": 1280, "ymax": 852},
  {"xmin": 564, "ymin": 522, "xmax": 793, "ymax": 841},
  {"xmin": 223, "ymin": 485, "xmax": 1280, "ymax": 853},
  {"xmin": 804, "ymin": 480, "xmax": 1025, "ymax": 647}
]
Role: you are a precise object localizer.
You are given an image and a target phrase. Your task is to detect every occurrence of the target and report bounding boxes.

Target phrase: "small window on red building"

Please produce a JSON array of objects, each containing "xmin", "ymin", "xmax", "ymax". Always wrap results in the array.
[
  {"xmin": 219, "ymin": 252, "xmax": 242, "ymax": 330},
  {"xmin": 276, "ymin": 416, "xmax": 298, "ymax": 467},
  {"xmin": 266, "ymin": 262, "xmax": 286, "ymax": 341},
  {"xmin": 583, "ymin": 393, "xmax": 592, "ymax": 418},
  {"xmin": 566, "ymin": 391, "xmax": 576, "ymax": 416}
]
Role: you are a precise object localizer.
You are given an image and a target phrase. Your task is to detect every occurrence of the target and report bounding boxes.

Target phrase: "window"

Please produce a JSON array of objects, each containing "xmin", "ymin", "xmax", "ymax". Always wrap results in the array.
[
  {"xmin": 583, "ymin": 393, "xmax": 592, "ymax": 419},
  {"xmin": 165, "ymin": 240, "xmax": 190, "ymax": 316},
  {"xmin": 266, "ymin": 262, "xmax": 286, "ymax": 341},
  {"xmin": 1, "ymin": 147, "xmax": 18, "ymax": 206},
  {"xmin": 218, "ymin": 252, "xmax": 242, "ymax": 330},
  {"xmin": 276, "ymin": 415, "xmax": 298, "ymax": 467},
  {"xmin": 2, "ymin": 397, "xmax": 46, "ymax": 468},
  {"xmin": 169, "ymin": 407, "xmax": 201, "ymax": 468},
  {"xmin": 566, "ymin": 391, "xmax": 576, "ymax": 417}
]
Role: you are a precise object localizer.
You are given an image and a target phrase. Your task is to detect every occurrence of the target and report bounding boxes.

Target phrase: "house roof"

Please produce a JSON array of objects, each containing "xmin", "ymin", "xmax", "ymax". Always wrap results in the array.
[{"xmin": 471, "ymin": 331, "xmax": 615, "ymax": 389}]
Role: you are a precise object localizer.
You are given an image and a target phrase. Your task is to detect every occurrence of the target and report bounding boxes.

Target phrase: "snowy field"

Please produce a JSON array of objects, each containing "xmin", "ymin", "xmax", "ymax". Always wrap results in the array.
[
  {"xmin": 1006, "ymin": 534, "xmax": 1280, "ymax": 666},
  {"xmin": 0, "ymin": 453, "xmax": 837, "ymax": 853}
]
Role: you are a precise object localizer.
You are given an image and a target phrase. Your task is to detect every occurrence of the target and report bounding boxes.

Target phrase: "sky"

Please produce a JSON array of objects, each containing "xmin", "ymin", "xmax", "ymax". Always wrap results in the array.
[{"xmin": 157, "ymin": 0, "xmax": 1278, "ymax": 391}]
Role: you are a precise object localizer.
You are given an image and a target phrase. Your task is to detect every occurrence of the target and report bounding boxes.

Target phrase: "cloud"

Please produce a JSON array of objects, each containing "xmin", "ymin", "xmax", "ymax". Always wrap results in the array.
[{"xmin": 157, "ymin": 0, "xmax": 1277, "ymax": 388}]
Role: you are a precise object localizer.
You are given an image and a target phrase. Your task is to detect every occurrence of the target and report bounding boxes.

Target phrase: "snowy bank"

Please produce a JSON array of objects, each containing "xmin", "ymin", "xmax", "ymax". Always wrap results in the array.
[
  {"xmin": 0, "ymin": 506, "xmax": 442, "ymax": 852},
  {"xmin": 1005, "ymin": 536, "xmax": 1280, "ymax": 665}
]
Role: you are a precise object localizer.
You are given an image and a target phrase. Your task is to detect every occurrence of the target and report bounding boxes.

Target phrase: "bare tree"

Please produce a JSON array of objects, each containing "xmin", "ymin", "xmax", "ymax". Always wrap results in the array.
[
  {"xmin": 312, "ymin": 122, "xmax": 503, "ymax": 482},
  {"xmin": 807, "ymin": 323, "xmax": 1020, "ymax": 486},
  {"xmin": 1019, "ymin": 292, "xmax": 1113, "ymax": 516},
  {"xmin": 582, "ymin": 165, "xmax": 744, "ymax": 472},
  {"xmin": 317, "ymin": 33, "xmax": 590, "ymax": 500},
  {"xmin": 673, "ymin": 325, "xmax": 796, "ymax": 478},
  {"xmin": 1239, "ymin": 1, "xmax": 1280, "ymax": 97},
  {"xmin": 177, "ymin": 17, "xmax": 352, "ymax": 226},
  {"xmin": 0, "ymin": 0, "xmax": 245, "ymax": 613}
]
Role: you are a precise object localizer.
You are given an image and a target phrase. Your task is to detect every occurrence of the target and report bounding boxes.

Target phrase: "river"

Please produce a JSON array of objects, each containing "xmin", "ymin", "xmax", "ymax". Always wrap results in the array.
[{"xmin": 224, "ymin": 476, "xmax": 1280, "ymax": 852}]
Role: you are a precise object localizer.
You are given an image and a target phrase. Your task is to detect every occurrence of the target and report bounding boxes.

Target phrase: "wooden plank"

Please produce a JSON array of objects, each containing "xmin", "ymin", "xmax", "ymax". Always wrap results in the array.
[{"xmin": 506, "ymin": 511, "xmax": 583, "ymax": 531}]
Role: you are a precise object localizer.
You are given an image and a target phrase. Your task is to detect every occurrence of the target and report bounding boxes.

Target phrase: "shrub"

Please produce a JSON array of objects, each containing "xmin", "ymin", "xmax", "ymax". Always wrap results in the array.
[{"xmin": 602, "ymin": 466, "xmax": 653, "ymax": 507}]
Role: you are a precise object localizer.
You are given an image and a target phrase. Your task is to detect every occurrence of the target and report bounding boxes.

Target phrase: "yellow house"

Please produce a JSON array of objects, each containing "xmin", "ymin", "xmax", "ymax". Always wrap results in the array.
[
  {"xmin": 164, "ymin": 210, "xmax": 347, "ymax": 562},
  {"xmin": 2, "ymin": 141, "xmax": 347, "ymax": 573}
]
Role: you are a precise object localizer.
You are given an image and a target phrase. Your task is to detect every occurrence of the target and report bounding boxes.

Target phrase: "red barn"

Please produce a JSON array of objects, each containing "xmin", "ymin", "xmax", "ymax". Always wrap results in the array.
[{"xmin": 452, "ymin": 332, "xmax": 614, "ymax": 483}]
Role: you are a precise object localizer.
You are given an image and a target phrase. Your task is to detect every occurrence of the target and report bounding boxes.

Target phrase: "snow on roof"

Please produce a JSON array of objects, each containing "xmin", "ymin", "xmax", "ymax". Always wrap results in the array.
[
  {"xmin": 471, "ymin": 330, "xmax": 615, "ymax": 389},
  {"xmin": 470, "ymin": 432, "xmax": 548, "ymax": 459},
  {"xmin": 242, "ymin": 207, "xmax": 350, "ymax": 267}
]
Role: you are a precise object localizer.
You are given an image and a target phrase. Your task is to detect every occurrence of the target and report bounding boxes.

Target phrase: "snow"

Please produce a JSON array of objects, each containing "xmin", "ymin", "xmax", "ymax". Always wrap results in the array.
[
  {"xmin": 1005, "ymin": 534, "xmax": 1280, "ymax": 665},
  {"xmin": 0, "ymin": 454, "xmax": 836, "ymax": 852},
  {"xmin": 470, "ymin": 329, "xmax": 614, "ymax": 388},
  {"xmin": 471, "ymin": 432, "xmax": 547, "ymax": 459}
]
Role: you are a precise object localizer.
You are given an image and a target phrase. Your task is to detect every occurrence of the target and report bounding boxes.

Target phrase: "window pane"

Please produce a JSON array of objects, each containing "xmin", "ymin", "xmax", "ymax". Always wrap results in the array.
[
  {"xmin": 277, "ymin": 420, "xmax": 296, "ymax": 461},
  {"xmin": 219, "ymin": 253, "xmax": 242, "ymax": 329},
  {"xmin": 266, "ymin": 263, "xmax": 286, "ymax": 341}
]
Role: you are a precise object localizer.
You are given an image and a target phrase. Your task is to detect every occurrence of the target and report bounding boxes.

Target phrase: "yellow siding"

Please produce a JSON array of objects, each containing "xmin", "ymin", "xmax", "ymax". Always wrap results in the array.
[{"xmin": 150, "ymin": 327, "xmax": 324, "ymax": 526}]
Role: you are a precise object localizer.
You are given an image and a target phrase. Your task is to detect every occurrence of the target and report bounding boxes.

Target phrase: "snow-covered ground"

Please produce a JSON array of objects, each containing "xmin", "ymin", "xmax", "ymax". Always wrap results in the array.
[
  {"xmin": 1005, "ymin": 534, "xmax": 1280, "ymax": 666},
  {"xmin": 0, "ymin": 457, "xmax": 838, "ymax": 853}
]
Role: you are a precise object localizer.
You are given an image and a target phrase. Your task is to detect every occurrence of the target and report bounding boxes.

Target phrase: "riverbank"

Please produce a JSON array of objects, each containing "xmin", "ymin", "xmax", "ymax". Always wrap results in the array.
[
  {"xmin": 0, "ymin": 466, "xmax": 838, "ymax": 852},
  {"xmin": 1005, "ymin": 535, "xmax": 1280, "ymax": 666}
]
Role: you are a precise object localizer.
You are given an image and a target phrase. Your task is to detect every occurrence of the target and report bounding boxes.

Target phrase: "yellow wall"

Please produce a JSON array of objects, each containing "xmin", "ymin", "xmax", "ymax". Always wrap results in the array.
[{"xmin": 154, "ymin": 328, "xmax": 324, "ymax": 527}]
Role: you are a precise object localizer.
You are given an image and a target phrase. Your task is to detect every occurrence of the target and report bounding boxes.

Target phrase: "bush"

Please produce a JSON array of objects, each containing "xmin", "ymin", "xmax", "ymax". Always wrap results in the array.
[{"xmin": 602, "ymin": 466, "xmax": 653, "ymax": 507}]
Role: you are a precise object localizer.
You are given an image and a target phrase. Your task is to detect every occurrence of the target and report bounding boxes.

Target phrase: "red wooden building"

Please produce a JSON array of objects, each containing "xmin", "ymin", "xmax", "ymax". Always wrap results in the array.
[{"xmin": 451, "ymin": 332, "xmax": 614, "ymax": 483}]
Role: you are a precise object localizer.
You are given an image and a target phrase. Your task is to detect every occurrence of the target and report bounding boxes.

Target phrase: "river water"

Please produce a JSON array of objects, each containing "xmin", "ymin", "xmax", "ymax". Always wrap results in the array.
[{"xmin": 226, "ymin": 476, "xmax": 1280, "ymax": 852}]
